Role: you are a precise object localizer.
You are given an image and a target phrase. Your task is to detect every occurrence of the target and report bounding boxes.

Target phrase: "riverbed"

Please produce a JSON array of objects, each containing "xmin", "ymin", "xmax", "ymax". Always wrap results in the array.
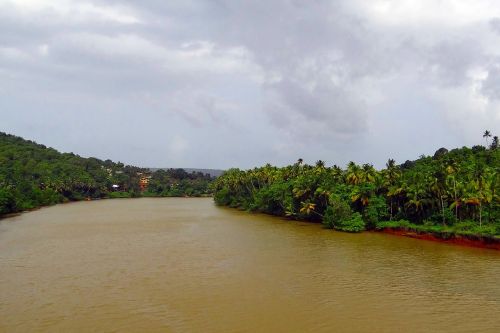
[{"xmin": 1, "ymin": 198, "xmax": 499, "ymax": 332}]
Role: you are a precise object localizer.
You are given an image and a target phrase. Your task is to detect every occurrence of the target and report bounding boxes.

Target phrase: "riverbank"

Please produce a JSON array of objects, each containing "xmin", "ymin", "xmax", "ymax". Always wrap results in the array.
[
  {"xmin": 374, "ymin": 220, "xmax": 500, "ymax": 250},
  {"xmin": 0, "ymin": 194, "xmax": 213, "ymax": 220},
  {"xmin": 378, "ymin": 228, "xmax": 500, "ymax": 250},
  {"xmin": 222, "ymin": 204, "xmax": 500, "ymax": 251}
]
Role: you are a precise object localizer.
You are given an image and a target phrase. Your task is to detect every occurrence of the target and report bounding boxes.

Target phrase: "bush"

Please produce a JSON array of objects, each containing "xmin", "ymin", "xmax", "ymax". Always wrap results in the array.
[
  {"xmin": 323, "ymin": 200, "xmax": 366, "ymax": 232},
  {"xmin": 375, "ymin": 220, "xmax": 413, "ymax": 230},
  {"xmin": 336, "ymin": 212, "xmax": 366, "ymax": 232},
  {"xmin": 323, "ymin": 200, "xmax": 352, "ymax": 229},
  {"xmin": 0, "ymin": 187, "xmax": 17, "ymax": 214},
  {"xmin": 107, "ymin": 191, "xmax": 132, "ymax": 199},
  {"xmin": 363, "ymin": 195, "xmax": 387, "ymax": 228},
  {"xmin": 214, "ymin": 188, "xmax": 231, "ymax": 206},
  {"xmin": 453, "ymin": 221, "xmax": 499, "ymax": 237},
  {"xmin": 252, "ymin": 184, "xmax": 288, "ymax": 215}
]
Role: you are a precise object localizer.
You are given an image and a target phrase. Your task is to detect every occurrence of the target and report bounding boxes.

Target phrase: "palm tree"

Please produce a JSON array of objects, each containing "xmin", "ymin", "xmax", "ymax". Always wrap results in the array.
[
  {"xmin": 429, "ymin": 172, "xmax": 447, "ymax": 225},
  {"xmin": 361, "ymin": 164, "xmax": 377, "ymax": 183},
  {"xmin": 330, "ymin": 165, "xmax": 344, "ymax": 183},
  {"xmin": 483, "ymin": 130, "xmax": 492, "ymax": 147},
  {"xmin": 487, "ymin": 170, "xmax": 498, "ymax": 223},
  {"xmin": 490, "ymin": 136, "xmax": 498, "ymax": 150},
  {"xmin": 467, "ymin": 163, "xmax": 491, "ymax": 226},
  {"xmin": 383, "ymin": 159, "xmax": 401, "ymax": 220},
  {"xmin": 405, "ymin": 182, "xmax": 428, "ymax": 222},
  {"xmin": 445, "ymin": 160, "xmax": 461, "ymax": 221},
  {"xmin": 346, "ymin": 162, "xmax": 362, "ymax": 185},
  {"xmin": 387, "ymin": 183, "xmax": 406, "ymax": 219},
  {"xmin": 351, "ymin": 185, "xmax": 372, "ymax": 207},
  {"xmin": 299, "ymin": 201, "xmax": 323, "ymax": 218}
]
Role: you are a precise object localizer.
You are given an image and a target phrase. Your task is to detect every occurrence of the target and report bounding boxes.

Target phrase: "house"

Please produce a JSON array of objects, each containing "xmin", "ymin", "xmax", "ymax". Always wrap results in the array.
[{"xmin": 139, "ymin": 175, "xmax": 151, "ymax": 191}]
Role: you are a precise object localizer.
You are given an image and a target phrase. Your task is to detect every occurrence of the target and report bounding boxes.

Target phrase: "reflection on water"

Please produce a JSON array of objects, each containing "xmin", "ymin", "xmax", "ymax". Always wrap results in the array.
[{"xmin": 1, "ymin": 198, "xmax": 499, "ymax": 332}]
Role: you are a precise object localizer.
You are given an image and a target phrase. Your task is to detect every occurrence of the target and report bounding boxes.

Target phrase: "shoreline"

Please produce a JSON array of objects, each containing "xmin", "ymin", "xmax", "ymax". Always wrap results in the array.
[
  {"xmin": 4, "ymin": 199, "xmax": 499, "ymax": 251},
  {"xmin": 0, "ymin": 195, "xmax": 213, "ymax": 220},
  {"xmin": 220, "ymin": 205, "xmax": 500, "ymax": 251},
  {"xmin": 180, "ymin": 201, "xmax": 500, "ymax": 252},
  {"xmin": 378, "ymin": 227, "xmax": 500, "ymax": 251}
]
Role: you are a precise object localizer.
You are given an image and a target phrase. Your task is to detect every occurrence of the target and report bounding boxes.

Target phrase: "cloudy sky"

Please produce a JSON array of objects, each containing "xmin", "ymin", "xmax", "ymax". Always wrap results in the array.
[{"xmin": 1, "ymin": 0, "xmax": 499, "ymax": 169}]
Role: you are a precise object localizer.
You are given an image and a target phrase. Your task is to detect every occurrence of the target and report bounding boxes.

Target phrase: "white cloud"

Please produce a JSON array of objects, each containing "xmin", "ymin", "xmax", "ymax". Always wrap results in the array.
[
  {"xmin": 0, "ymin": 47, "xmax": 31, "ymax": 62},
  {"xmin": 52, "ymin": 32, "xmax": 262, "ymax": 78},
  {"xmin": 354, "ymin": 0, "xmax": 500, "ymax": 27},
  {"xmin": 4, "ymin": 0, "xmax": 140, "ymax": 24},
  {"xmin": 169, "ymin": 135, "xmax": 188, "ymax": 153},
  {"xmin": 38, "ymin": 44, "xmax": 49, "ymax": 56}
]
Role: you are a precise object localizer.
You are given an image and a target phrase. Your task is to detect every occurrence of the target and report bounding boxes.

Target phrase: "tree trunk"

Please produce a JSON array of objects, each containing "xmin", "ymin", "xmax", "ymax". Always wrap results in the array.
[
  {"xmin": 390, "ymin": 199, "xmax": 393, "ymax": 221},
  {"xmin": 454, "ymin": 180, "xmax": 458, "ymax": 222},
  {"xmin": 441, "ymin": 195, "xmax": 445, "ymax": 225},
  {"xmin": 479, "ymin": 203, "xmax": 482, "ymax": 227}
]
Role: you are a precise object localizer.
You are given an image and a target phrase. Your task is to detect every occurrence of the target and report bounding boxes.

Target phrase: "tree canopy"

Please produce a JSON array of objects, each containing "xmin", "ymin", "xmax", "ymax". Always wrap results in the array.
[
  {"xmin": 0, "ymin": 132, "xmax": 214, "ymax": 216},
  {"xmin": 213, "ymin": 140, "xmax": 499, "ymax": 237}
]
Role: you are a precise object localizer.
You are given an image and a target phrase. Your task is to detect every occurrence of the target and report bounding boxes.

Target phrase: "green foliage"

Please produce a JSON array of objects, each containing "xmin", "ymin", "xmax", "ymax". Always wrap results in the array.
[
  {"xmin": 214, "ymin": 187, "xmax": 231, "ymax": 206},
  {"xmin": 146, "ymin": 169, "xmax": 213, "ymax": 197},
  {"xmin": 323, "ymin": 200, "xmax": 365, "ymax": 232},
  {"xmin": 107, "ymin": 191, "xmax": 132, "ymax": 199},
  {"xmin": 323, "ymin": 199, "xmax": 352, "ymax": 229},
  {"xmin": 0, "ymin": 132, "xmax": 214, "ymax": 217},
  {"xmin": 375, "ymin": 220, "xmax": 500, "ymax": 238},
  {"xmin": 375, "ymin": 220, "xmax": 413, "ymax": 230},
  {"xmin": 0, "ymin": 187, "xmax": 17, "ymax": 214},
  {"xmin": 363, "ymin": 195, "xmax": 387, "ymax": 229},
  {"xmin": 336, "ymin": 212, "xmax": 366, "ymax": 233},
  {"xmin": 212, "ymin": 141, "xmax": 499, "ymax": 236}
]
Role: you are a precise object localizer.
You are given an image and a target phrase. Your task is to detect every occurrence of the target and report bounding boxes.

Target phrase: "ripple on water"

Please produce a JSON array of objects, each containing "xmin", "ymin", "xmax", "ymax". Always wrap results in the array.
[{"xmin": 0, "ymin": 198, "xmax": 499, "ymax": 333}]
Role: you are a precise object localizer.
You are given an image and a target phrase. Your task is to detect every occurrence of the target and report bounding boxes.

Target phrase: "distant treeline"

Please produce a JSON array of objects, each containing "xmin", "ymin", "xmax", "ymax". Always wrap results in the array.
[
  {"xmin": 0, "ymin": 132, "xmax": 214, "ymax": 216},
  {"xmin": 213, "ymin": 136, "xmax": 499, "ymax": 237}
]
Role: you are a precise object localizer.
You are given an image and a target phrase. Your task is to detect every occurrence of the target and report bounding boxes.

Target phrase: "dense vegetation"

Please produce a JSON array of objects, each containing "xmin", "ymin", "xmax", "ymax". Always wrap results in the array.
[
  {"xmin": 0, "ymin": 132, "xmax": 213, "ymax": 216},
  {"xmin": 143, "ymin": 168, "xmax": 213, "ymax": 197},
  {"xmin": 213, "ymin": 135, "xmax": 499, "ymax": 238}
]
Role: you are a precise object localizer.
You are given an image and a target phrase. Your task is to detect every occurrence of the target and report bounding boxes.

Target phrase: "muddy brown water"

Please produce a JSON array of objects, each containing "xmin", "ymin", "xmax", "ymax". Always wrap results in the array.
[{"xmin": 1, "ymin": 198, "xmax": 499, "ymax": 332}]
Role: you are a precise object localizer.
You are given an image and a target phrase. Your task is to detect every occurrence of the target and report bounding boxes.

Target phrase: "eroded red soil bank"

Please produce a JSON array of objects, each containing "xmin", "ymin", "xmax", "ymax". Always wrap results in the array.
[{"xmin": 380, "ymin": 228, "xmax": 500, "ymax": 251}]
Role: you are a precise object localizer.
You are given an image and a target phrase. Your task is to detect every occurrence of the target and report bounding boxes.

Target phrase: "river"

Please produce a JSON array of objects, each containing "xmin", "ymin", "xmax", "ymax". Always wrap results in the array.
[{"xmin": 1, "ymin": 198, "xmax": 499, "ymax": 332}]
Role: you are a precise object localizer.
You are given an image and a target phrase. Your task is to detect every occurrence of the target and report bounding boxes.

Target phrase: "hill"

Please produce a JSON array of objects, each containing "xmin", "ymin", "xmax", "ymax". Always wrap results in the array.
[
  {"xmin": 149, "ymin": 168, "xmax": 224, "ymax": 178},
  {"xmin": 0, "ymin": 132, "xmax": 213, "ymax": 216}
]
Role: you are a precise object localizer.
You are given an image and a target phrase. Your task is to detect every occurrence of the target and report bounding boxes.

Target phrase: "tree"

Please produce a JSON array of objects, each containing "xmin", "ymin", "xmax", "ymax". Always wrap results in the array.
[
  {"xmin": 483, "ymin": 130, "xmax": 492, "ymax": 147},
  {"xmin": 383, "ymin": 159, "xmax": 401, "ymax": 220},
  {"xmin": 490, "ymin": 136, "xmax": 499, "ymax": 150},
  {"xmin": 346, "ymin": 162, "xmax": 362, "ymax": 185},
  {"xmin": 211, "ymin": 139, "xmax": 499, "ymax": 237},
  {"xmin": 429, "ymin": 169, "xmax": 447, "ymax": 225}
]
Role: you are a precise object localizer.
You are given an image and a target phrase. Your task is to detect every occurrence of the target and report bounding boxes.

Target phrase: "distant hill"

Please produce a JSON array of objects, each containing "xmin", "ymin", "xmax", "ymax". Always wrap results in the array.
[
  {"xmin": 149, "ymin": 168, "xmax": 225, "ymax": 178},
  {"xmin": 0, "ymin": 132, "xmax": 215, "ymax": 216}
]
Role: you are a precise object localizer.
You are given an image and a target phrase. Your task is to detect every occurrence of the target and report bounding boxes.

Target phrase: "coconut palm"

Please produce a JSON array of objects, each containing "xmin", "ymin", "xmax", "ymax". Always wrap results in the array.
[
  {"xmin": 299, "ymin": 201, "xmax": 323, "ymax": 218},
  {"xmin": 491, "ymin": 136, "xmax": 499, "ymax": 150},
  {"xmin": 346, "ymin": 162, "xmax": 362, "ymax": 185},
  {"xmin": 429, "ymin": 166, "xmax": 448, "ymax": 225},
  {"xmin": 483, "ymin": 130, "xmax": 492, "ymax": 147}
]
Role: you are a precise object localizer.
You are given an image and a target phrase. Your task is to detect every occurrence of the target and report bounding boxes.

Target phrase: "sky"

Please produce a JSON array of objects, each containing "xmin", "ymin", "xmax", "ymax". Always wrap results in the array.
[{"xmin": 1, "ymin": 0, "xmax": 499, "ymax": 169}]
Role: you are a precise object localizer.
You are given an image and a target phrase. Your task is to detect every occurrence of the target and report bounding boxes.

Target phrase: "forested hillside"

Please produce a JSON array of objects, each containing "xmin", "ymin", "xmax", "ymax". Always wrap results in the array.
[
  {"xmin": 213, "ymin": 138, "xmax": 499, "ymax": 237},
  {"xmin": 0, "ymin": 132, "xmax": 213, "ymax": 216}
]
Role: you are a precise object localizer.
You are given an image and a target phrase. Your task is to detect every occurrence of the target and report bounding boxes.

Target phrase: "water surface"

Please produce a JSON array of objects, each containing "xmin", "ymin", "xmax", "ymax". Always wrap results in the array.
[{"xmin": 1, "ymin": 198, "xmax": 499, "ymax": 332}]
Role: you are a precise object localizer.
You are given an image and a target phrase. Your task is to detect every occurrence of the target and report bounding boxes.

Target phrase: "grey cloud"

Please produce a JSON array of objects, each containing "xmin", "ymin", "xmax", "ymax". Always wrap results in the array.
[
  {"xmin": 1, "ymin": 1, "xmax": 500, "ymax": 169},
  {"xmin": 426, "ymin": 39, "xmax": 485, "ymax": 86},
  {"xmin": 265, "ymin": 77, "xmax": 366, "ymax": 138},
  {"xmin": 482, "ymin": 63, "xmax": 500, "ymax": 100},
  {"xmin": 490, "ymin": 18, "xmax": 500, "ymax": 34}
]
